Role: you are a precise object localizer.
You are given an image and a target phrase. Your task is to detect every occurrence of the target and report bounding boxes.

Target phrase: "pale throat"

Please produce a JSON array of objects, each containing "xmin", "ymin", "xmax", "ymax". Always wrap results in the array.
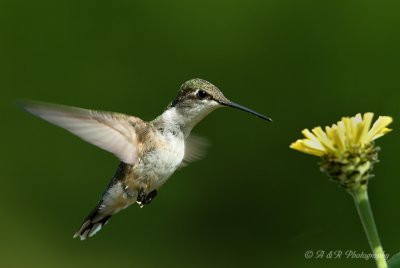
[{"xmin": 155, "ymin": 105, "xmax": 219, "ymax": 138}]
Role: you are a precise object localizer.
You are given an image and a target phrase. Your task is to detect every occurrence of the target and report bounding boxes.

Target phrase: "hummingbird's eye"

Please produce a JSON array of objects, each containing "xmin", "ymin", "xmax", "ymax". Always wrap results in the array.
[{"xmin": 196, "ymin": 90, "xmax": 208, "ymax": 99}]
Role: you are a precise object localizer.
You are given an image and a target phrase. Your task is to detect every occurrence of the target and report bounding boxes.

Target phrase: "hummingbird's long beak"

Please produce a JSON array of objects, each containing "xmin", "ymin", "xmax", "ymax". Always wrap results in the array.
[{"xmin": 219, "ymin": 100, "xmax": 272, "ymax": 122}]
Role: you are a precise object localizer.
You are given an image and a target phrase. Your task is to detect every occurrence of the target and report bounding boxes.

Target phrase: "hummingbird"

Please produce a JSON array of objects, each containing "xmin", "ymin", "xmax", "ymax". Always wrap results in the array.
[{"xmin": 22, "ymin": 78, "xmax": 272, "ymax": 240}]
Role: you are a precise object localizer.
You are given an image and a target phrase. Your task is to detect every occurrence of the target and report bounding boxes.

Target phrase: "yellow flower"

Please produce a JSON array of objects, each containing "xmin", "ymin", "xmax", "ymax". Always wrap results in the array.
[
  {"xmin": 291, "ymin": 113, "xmax": 393, "ymax": 267},
  {"xmin": 290, "ymin": 113, "xmax": 393, "ymax": 157},
  {"xmin": 290, "ymin": 113, "xmax": 393, "ymax": 190}
]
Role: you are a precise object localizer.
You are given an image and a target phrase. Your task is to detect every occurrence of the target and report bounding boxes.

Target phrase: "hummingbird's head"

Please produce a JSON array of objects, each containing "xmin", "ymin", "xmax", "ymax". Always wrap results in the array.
[{"xmin": 168, "ymin": 78, "xmax": 272, "ymax": 123}]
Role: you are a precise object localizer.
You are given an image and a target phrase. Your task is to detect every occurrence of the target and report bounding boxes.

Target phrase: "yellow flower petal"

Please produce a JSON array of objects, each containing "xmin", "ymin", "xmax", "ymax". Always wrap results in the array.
[
  {"xmin": 342, "ymin": 117, "xmax": 354, "ymax": 146},
  {"xmin": 366, "ymin": 116, "xmax": 393, "ymax": 142},
  {"xmin": 290, "ymin": 140, "xmax": 326, "ymax": 156},
  {"xmin": 353, "ymin": 121, "xmax": 366, "ymax": 146},
  {"xmin": 290, "ymin": 113, "xmax": 393, "ymax": 158},
  {"xmin": 353, "ymin": 113, "xmax": 363, "ymax": 124},
  {"xmin": 326, "ymin": 124, "xmax": 345, "ymax": 152},
  {"xmin": 336, "ymin": 121, "xmax": 347, "ymax": 151},
  {"xmin": 369, "ymin": 127, "xmax": 392, "ymax": 142},
  {"xmin": 359, "ymin": 113, "xmax": 374, "ymax": 145},
  {"xmin": 311, "ymin": 127, "xmax": 336, "ymax": 153},
  {"xmin": 301, "ymin": 129, "xmax": 318, "ymax": 142}
]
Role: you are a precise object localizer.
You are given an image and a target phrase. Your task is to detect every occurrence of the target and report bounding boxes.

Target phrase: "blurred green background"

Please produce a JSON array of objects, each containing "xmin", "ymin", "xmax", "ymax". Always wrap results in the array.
[{"xmin": 1, "ymin": 0, "xmax": 399, "ymax": 267}]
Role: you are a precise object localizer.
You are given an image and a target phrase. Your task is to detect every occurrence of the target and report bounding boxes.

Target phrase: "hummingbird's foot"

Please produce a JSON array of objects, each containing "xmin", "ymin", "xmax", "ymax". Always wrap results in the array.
[{"xmin": 136, "ymin": 190, "xmax": 158, "ymax": 208}]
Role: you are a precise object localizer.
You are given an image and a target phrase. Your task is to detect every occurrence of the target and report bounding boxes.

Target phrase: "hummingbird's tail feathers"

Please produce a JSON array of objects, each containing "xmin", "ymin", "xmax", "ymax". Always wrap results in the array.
[
  {"xmin": 74, "ymin": 163, "xmax": 137, "ymax": 240},
  {"xmin": 73, "ymin": 203, "xmax": 112, "ymax": 240}
]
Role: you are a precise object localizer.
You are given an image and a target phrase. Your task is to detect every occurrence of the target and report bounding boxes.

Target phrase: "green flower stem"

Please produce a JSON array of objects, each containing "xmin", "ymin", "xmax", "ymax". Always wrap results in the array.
[{"xmin": 350, "ymin": 186, "xmax": 387, "ymax": 268}]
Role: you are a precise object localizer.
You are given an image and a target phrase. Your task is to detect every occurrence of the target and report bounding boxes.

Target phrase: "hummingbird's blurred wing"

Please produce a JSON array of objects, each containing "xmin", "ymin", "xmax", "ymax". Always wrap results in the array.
[
  {"xmin": 22, "ymin": 101, "xmax": 141, "ymax": 165},
  {"xmin": 180, "ymin": 134, "xmax": 209, "ymax": 168}
]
